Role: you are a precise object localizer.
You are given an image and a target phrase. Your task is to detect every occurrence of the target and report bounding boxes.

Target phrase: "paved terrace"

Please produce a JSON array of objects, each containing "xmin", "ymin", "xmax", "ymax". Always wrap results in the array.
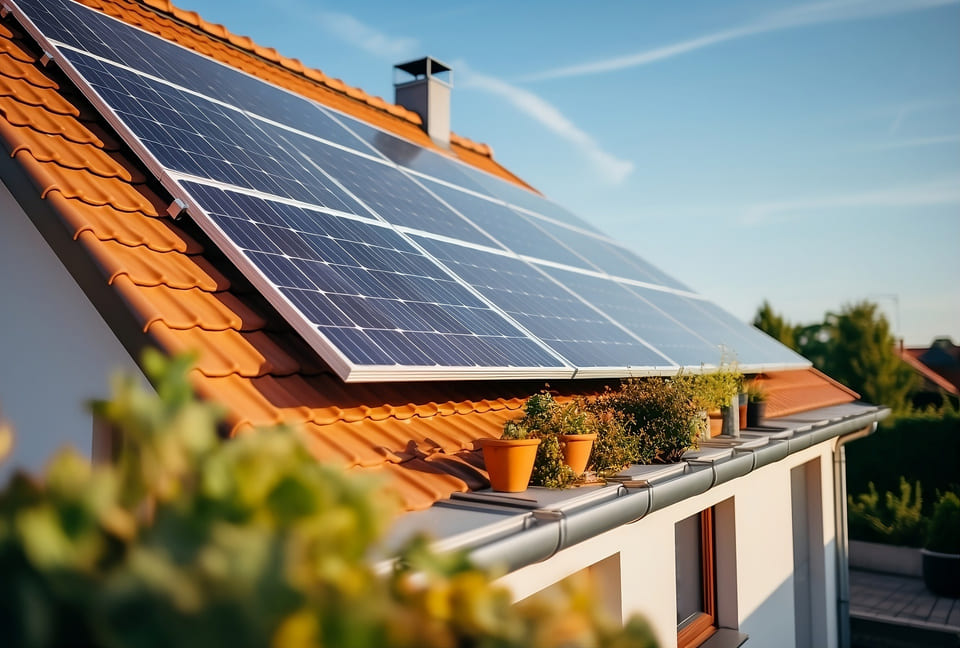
[{"xmin": 850, "ymin": 568, "xmax": 960, "ymax": 638}]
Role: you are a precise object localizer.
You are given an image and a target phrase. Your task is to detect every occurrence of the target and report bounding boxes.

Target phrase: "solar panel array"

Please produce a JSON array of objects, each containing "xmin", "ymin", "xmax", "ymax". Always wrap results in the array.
[{"xmin": 11, "ymin": 0, "xmax": 810, "ymax": 381}]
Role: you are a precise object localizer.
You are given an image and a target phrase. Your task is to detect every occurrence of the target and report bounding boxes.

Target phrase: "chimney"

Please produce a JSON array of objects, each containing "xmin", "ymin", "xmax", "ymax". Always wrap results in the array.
[{"xmin": 393, "ymin": 57, "xmax": 452, "ymax": 147}]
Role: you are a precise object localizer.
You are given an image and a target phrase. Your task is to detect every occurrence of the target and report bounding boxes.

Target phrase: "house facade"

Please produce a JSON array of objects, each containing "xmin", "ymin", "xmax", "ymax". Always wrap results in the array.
[{"xmin": 0, "ymin": 1, "xmax": 887, "ymax": 647}]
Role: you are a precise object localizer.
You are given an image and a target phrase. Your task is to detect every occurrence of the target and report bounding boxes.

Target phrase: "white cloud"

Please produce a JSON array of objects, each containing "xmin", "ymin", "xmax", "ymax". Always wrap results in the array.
[
  {"xmin": 740, "ymin": 177, "xmax": 960, "ymax": 224},
  {"xmin": 314, "ymin": 11, "xmax": 418, "ymax": 61},
  {"xmin": 524, "ymin": 0, "xmax": 960, "ymax": 81},
  {"xmin": 459, "ymin": 66, "xmax": 634, "ymax": 184}
]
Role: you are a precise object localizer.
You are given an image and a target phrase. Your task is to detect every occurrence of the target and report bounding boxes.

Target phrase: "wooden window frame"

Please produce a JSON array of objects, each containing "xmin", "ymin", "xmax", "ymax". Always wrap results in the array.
[{"xmin": 677, "ymin": 507, "xmax": 717, "ymax": 648}]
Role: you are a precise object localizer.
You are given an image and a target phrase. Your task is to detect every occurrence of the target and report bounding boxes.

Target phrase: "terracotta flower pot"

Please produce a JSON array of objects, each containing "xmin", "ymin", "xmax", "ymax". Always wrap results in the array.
[
  {"xmin": 480, "ymin": 437, "xmax": 541, "ymax": 492},
  {"xmin": 707, "ymin": 411, "xmax": 723, "ymax": 437},
  {"xmin": 560, "ymin": 433, "xmax": 597, "ymax": 476}
]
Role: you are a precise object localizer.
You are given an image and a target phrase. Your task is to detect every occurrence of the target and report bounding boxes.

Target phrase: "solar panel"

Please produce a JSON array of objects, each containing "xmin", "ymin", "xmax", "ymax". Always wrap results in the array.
[
  {"xmin": 19, "ymin": 0, "xmax": 372, "ymax": 154},
  {"xmin": 181, "ymin": 182, "xmax": 569, "ymax": 378},
  {"xmin": 539, "ymin": 268, "xmax": 721, "ymax": 366},
  {"xmin": 10, "ymin": 0, "xmax": 811, "ymax": 379},
  {"xmin": 414, "ymin": 237, "xmax": 674, "ymax": 372}
]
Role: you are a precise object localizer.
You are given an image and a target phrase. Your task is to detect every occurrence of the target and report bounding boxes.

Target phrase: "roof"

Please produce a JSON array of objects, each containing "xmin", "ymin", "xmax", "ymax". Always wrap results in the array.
[
  {"xmin": 899, "ymin": 341, "xmax": 960, "ymax": 396},
  {"xmin": 0, "ymin": 0, "xmax": 859, "ymax": 514}
]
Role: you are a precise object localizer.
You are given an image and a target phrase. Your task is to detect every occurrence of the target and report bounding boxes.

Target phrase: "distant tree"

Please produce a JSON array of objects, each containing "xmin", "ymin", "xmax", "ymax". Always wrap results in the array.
[
  {"xmin": 812, "ymin": 301, "xmax": 918, "ymax": 409},
  {"xmin": 754, "ymin": 300, "xmax": 917, "ymax": 410},
  {"xmin": 752, "ymin": 300, "xmax": 798, "ymax": 350}
]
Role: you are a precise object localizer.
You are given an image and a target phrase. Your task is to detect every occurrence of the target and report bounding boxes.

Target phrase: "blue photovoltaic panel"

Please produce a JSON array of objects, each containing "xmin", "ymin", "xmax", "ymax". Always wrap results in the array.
[
  {"xmin": 337, "ymin": 115, "xmax": 491, "ymax": 193},
  {"xmin": 13, "ymin": 0, "xmax": 810, "ymax": 378},
  {"xmin": 181, "ymin": 181, "xmax": 566, "ymax": 371},
  {"xmin": 537, "ymin": 222, "xmax": 692, "ymax": 290},
  {"xmin": 273, "ymin": 128, "xmax": 506, "ymax": 246},
  {"xmin": 414, "ymin": 237, "xmax": 673, "ymax": 369},
  {"xmin": 419, "ymin": 180, "xmax": 600, "ymax": 269},
  {"xmin": 627, "ymin": 287, "xmax": 806, "ymax": 366},
  {"xmin": 17, "ymin": 0, "xmax": 371, "ymax": 154},
  {"xmin": 540, "ymin": 267, "xmax": 720, "ymax": 367},
  {"xmin": 63, "ymin": 49, "xmax": 370, "ymax": 212}
]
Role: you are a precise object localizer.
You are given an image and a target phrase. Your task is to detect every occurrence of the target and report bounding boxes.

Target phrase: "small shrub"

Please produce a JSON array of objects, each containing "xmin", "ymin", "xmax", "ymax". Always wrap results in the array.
[
  {"xmin": 598, "ymin": 377, "xmax": 700, "ymax": 464},
  {"xmin": 690, "ymin": 366, "xmax": 742, "ymax": 412},
  {"xmin": 847, "ymin": 477, "xmax": 925, "ymax": 546},
  {"xmin": 587, "ymin": 405, "xmax": 635, "ymax": 477},
  {"xmin": 926, "ymin": 491, "xmax": 960, "ymax": 554}
]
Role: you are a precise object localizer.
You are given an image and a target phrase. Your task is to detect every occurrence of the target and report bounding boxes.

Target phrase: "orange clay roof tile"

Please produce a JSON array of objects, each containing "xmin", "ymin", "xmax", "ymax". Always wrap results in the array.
[
  {"xmin": 760, "ymin": 368, "xmax": 859, "ymax": 418},
  {"xmin": 0, "ymin": 68, "xmax": 78, "ymax": 116},
  {"xmin": 47, "ymin": 192, "xmax": 201, "ymax": 254},
  {"xmin": 0, "ymin": 30, "xmax": 37, "ymax": 64},
  {"xmin": 77, "ymin": 232, "xmax": 229, "ymax": 290},
  {"xmin": 146, "ymin": 324, "xmax": 301, "ymax": 378},
  {"xmin": 0, "ymin": 95, "xmax": 103, "ymax": 146},
  {"xmin": 15, "ymin": 154, "xmax": 158, "ymax": 212},
  {"xmin": 0, "ymin": 119, "xmax": 143, "ymax": 182},
  {"xmin": 111, "ymin": 277, "xmax": 267, "ymax": 332},
  {"xmin": 0, "ymin": 52, "xmax": 60, "ymax": 90}
]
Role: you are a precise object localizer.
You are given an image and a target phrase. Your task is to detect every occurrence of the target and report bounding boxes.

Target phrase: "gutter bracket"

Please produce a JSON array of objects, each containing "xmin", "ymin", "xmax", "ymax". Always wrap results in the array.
[{"xmin": 532, "ymin": 509, "xmax": 567, "ymax": 559}]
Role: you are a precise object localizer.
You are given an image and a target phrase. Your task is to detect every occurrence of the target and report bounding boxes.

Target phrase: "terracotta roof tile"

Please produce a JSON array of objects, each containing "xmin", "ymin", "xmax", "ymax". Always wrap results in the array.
[
  {"xmin": 78, "ymin": 232, "xmax": 229, "ymax": 290},
  {"xmin": 0, "ymin": 94, "xmax": 102, "ymax": 145},
  {"xmin": 0, "ymin": 118, "xmax": 144, "ymax": 182},
  {"xmin": 111, "ymin": 277, "xmax": 266, "ymax": 332},
  {"xmin": 47, "ymin": 192, "xmax": 200, "ymax": 254},
  {"xmin": 760, "ymin": 368, "xmax": 859, "ymax": 418},
  {"xmin": 147, "ymin": 324, "xmax": 301, "ymax": 378}
]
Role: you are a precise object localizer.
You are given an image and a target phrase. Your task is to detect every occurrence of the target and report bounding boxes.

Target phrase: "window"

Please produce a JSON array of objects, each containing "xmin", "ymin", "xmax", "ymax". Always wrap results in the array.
[{"xmin": 676, "ymin": 507, "xmax": 716, "ymax": 648}]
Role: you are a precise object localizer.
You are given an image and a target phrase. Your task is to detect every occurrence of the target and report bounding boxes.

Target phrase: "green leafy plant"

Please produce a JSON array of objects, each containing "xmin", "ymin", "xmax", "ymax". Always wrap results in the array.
[
  {"xmin": 0, "ymin": 351, "xmax": 660, "ymax": 648},
  {"xmin": 926, "ymin": 491, "xmax": 960, "ymax": 554},
  {"xmin": 597, "ymin": 377, "xmax": 700, "ymax": 464},
  {"xmin": 847, "ymin": 477, "xmax": 925, "ymax": 546},
  {"xmin": 530, "ymin": 434, "xmax": 575, "ymax": 489},
  {"xmin": 586, "ymin": 404, "xmax": 635, "ymax": 477},
  {"xmin": 690, "ymin": 365, "xmax": 743, "ymax": 412},
  {"xmin": 501, "ymin": 419, "xmax": 534, "ymax": 440}
]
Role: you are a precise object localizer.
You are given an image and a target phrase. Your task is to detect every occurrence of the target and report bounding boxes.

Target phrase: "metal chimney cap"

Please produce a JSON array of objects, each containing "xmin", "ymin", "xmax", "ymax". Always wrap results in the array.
[{"xmin": 394, "ymin": 57, "xmax": 452, "ymax": 85}]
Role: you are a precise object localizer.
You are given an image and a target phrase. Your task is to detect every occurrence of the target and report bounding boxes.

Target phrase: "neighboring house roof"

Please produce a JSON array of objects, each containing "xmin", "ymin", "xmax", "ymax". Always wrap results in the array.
[
  {"xmin": 899, "ymin": 341, "xmax": 960, "ymax": 396},
  {"xmin": 0, "ymin": 0, "xmax": 859, "ymax": 513}
]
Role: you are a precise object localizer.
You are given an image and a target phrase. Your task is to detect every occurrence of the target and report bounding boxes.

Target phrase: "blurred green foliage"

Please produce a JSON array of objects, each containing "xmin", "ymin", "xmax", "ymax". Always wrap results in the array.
[
  {"xmin": 926, "ymin": 491, "xmax": 960, "ymax": 554},
  {"xmin": 846, "ymin": 407, "xmax": 960, "ymax": 514},
  {"xmin": 848, "ymin": 477, "xmax": 925, "ymax": 547},
  {"xmin": 0, "ymin": 350, "xmax": 659, "ymax": 648}
]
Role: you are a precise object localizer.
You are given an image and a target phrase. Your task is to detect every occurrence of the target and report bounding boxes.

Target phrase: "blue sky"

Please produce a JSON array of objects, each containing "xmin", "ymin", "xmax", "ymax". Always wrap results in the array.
[{"xmin": 180, "ymin": 0, "xmax": 959, "ymax": 345}]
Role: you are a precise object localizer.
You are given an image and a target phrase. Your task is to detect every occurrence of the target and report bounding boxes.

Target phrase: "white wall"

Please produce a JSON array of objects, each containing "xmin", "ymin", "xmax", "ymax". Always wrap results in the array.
[
  {"xmin": 0, "ymin": 180, "xmax": 144, "ymax": 483},
  {"xmin": 496, "ymin": 442, "xmax": 838, "ymax": 648}
]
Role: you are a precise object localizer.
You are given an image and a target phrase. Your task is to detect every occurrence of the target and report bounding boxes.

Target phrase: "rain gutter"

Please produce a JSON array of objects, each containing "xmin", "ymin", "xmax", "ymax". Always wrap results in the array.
[{"xmin": 469, "ymin": 405, "xmax": 889, "ymax": 574}]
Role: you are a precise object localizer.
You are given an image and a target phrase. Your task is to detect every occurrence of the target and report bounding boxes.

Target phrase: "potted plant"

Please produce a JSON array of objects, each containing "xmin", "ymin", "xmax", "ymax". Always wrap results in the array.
[
  {"xmin": 921, "ymin": 491, "xmax": 960, "ymax": 597},
  {"xmin": 691, "ymin": 366, "xmax": 742, "ymax": 437},
  {"xmin": 480, "ymin": 420, "xmax": 541, "ymax": 492},
  {"xmin": 555, "ymin": 400, "xmax": 598, "ymax": 477},
  {"xmin": 745, "ymin": 380, "xmax": 768, "ymax": 428}
]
